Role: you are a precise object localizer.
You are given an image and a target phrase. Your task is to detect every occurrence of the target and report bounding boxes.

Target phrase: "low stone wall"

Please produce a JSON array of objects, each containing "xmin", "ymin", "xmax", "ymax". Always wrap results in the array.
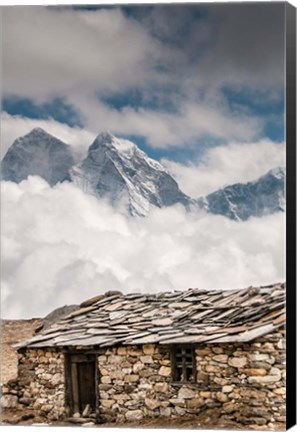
[
  {"xmin": 1, "ymin": 348, "xmax": 65, "ymax": 421},
  {"xmin": 1, "ymin": 331, "xmax": 285, "ymax": 429},
  {"xmin": 97, "ymin": 331, "xmax": 285, "ymax": 428}
]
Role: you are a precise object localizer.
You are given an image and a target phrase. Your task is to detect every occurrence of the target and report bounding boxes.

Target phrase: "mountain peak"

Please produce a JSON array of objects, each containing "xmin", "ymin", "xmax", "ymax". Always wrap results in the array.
[
  {"xmin": 89, "ymin": 132, "xmax": 137, "ymax": 159},
  {"xmin": 25, "ymin": 127, "xmax": 51, "ymax": 138},
  {"xmin": 31, "ymin": 126, "xmax": 47, "ymax": 133},
  {"xmin": 88, "ymin": 131, "xmax": 115, "ymax": 153},
  {"xmin": 1, "ymin": 128, "xmax": 74, "ymax": 185},
  {"xmin": 266, "ymin": 166, "xmax": 285, "ymax": 180},
  {"xmin": 2, "ymin": 127, "xmax": 286, "ymax": 220},
  {"xmin": 97, "ymin": 131, "xmax": 115, "ymax": 143},
  {"xmin": 14, "ymin": 127, "xmax": 61, "ymax": 146},
  {"xmin": 197, "ymin": 166, "xmax": 285, "ymax": 221},
  {"xmin": 70, "ymin": 133, "xmax": 191, "ymax": 216}
]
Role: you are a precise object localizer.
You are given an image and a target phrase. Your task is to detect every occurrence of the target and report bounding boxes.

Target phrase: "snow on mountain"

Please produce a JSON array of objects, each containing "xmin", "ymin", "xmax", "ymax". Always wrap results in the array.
[
  {"xmin": 1, "ymin": 128, "xmax": 285, "ymax": 220},
  {"xmin": 1, "ymin": 127, "xmax": 75, "ymax": 186},
  {"xmin": 70, "ymin": 132, "xmax": 192, "ymax": 216},
  {"xmin": 196, "ymin": 166, "xmax": 285, "ymax": 221}
]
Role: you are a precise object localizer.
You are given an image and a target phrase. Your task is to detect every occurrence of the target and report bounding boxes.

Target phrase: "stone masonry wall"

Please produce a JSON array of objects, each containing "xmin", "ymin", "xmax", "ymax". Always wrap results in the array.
[
  {"xmin": 98, "ymin": 331, "xmax": 285, "ymax": 428},
  {"xmin": 1, "ymin": 330, "xmax": 285, "ymax": 429},
  {"xmin": 1, "ymin": 348, "xmax": 66, "ymax": 421}
]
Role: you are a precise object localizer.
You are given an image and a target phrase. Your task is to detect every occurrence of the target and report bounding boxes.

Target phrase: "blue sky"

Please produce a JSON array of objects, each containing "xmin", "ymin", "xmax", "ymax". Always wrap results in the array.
[{"xmin": 2, "ymin": 3, "xmax": 285, "ymax": 162}]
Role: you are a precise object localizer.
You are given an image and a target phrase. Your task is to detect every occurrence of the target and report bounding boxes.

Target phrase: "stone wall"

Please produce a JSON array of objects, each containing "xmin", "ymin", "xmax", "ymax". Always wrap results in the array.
[
  {"xmin": 97, "ymin": 331, "xmax": 285, "ymax": 428},
  {"xmin": 1, "ymin": 331, "xmax": 285, "ymax": 428},
  {"xmin": 193, "ymin": 332, "xmax": 285, "ymax": 428},
  {"xmin": 97, "ymin": 343, "xmax": 172, "ymax": 422},
  {"xmin": 1, "ymin": 348, "xmax": 65, "ymax": 421}
]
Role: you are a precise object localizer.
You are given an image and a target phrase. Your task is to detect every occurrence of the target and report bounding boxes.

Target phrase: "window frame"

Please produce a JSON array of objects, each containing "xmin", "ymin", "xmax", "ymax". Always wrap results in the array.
[{"xmin": 170, "ymin": 344, "xmax": 197, "ymax": 384}]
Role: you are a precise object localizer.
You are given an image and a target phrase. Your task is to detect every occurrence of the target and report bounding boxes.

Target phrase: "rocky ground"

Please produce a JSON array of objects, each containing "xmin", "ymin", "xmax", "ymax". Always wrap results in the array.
[
  {"xmin": 0, "ymin": 406, "xmax": 273, "ymax": 429},
  {"xmin": 1, "ymin": 319, "xmax": 40, "ymax": 425},
  {"xmin": 1, "ymin": 319, "xmax": 42, "ymax": 383}
]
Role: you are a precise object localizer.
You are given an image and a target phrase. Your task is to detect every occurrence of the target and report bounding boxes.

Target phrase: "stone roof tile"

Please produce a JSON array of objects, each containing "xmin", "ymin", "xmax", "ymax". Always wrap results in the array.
[{"xmin": 16, "ymin": 282, "xmax": 285, "ymax": 349}]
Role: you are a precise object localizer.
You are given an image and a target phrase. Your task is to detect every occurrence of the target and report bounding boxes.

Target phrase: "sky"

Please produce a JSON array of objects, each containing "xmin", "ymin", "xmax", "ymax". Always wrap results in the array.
[
  {"xmin": 2, "ymin": 3, "xmax": 285, "ymax": 155},
  {"xmin": 1, "ymin": 3, "xmax": 286, "ymax": 318}
]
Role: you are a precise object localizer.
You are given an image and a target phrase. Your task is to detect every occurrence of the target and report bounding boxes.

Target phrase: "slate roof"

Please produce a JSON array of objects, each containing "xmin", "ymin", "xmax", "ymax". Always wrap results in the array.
[{"xmin": 17, "ymin": 283, "xmax": 285, "ymax": 349}]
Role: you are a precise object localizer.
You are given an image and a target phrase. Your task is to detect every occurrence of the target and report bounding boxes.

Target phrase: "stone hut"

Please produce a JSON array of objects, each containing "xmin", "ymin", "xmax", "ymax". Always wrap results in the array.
[{"xmin": 6, "ymin": 283, "xmax": 285, "ymax": 428}]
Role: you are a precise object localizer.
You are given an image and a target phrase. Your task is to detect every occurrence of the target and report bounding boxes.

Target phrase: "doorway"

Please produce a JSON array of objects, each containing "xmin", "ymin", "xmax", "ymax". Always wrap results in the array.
[{"xmin": 66, "ymin": 353, "xmax": 97, "ymax": 417}]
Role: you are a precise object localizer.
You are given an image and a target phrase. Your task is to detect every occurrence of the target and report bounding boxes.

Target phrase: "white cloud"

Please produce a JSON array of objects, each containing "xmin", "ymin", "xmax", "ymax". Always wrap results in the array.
[
  {"xmin": 2, "ymin": 7, "xmax": 161, "ymax": 101},
  {"xmin": 1, "ymin": 112, "xmax": 96, "ymax": 161},
  {"xmin": 1, "ymin": 176, "xmax": 285, "ymax": 319},
  {"xmin": 163, "ymin": 139, "xmax": 285, "ymax": 197},
  {"xmin": 2, "ymin": 5, "xmax": 284, "ymax": 103},
  {"xmin": 1, "ymin": 110, "xmax": 263, "ymax": 163},
  {"xmin": 4, "ymin": 4, "xmax": 282, "ymax": 98},
  {"xmin": 69, "ymin": 96, "xmax": 263, "ymax": 148},
  {"xmin": 1, "ymin": 5, "xmax": 282, "ymax": 148}
]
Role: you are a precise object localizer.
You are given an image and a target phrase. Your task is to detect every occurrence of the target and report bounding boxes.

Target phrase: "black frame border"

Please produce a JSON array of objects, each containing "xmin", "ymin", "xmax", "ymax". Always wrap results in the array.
[{"xmin": 286, "ymin": 2, "xmax": 296, "ymax": 430}]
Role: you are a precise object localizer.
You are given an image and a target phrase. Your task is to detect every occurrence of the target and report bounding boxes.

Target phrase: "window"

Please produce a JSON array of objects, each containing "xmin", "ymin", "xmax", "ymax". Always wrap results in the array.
[{"xmin": 171, "ymin": 345, "xmax": 196, "ymax": 383}]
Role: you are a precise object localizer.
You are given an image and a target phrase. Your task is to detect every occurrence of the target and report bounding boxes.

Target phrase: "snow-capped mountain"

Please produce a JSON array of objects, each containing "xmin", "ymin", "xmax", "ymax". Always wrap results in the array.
[
  {"xmin": 70, "ymin": 132, "xmax": 193, "ymax": 216},
  {"xmin": 1, "ymin": 128, "xmax": 285, "ymax": 220},
  {"xmin": 1, "ymin": 128, "xmax": 74, "ymax": 186},
  {"xmin": 197, "ymin": 167, "xmax": 285, "ymax": 221}
]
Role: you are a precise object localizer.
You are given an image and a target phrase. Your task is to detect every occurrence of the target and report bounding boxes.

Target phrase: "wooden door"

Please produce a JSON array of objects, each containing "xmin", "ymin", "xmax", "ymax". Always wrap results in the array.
[
  {"xmin": 77, "ymin": 361, "xmax": 96, "ymax": 412},
  {"xmin": 66, "ymin": 354, "xmax": 97, "ymax": 416}
]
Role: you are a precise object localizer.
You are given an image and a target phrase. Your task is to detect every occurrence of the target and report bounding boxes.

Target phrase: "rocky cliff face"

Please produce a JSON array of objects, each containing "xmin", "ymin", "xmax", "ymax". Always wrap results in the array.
[
  {"xmin": 70, "ymin": 132, "xmax": 193, "ymax": 216},
  {"xmin": 197, "ymin": 167, "xmax": 285, "ymax": 221}
]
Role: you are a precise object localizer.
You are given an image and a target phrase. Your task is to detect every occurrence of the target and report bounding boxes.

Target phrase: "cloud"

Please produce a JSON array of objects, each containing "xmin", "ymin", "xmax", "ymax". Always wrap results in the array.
[
  {"xmin": 1, "ymin": 114, "xmax": 284, "ymax": 200},
  {"xmin": 2, "ymin": 4, "xmax": 284, "ymax": 101},
  {"xmin": 201, "ymin": 3, "xmax": 285, "ymax": 92},
  {"xmin": 69, "ymin": 96, "xmax": 263, "ymax": 148},
  {"xmin": 1, "ymin": 112, "xmax": 96, "ymax": 161},
  {"xmin": 2, "ymin": 5, "xmax": 284, "ymax": 148},
  {"xmin": 1, "ymin": 108, "xmax": 263, "ymax": 159},
  {"xmin": 1, "ymin": 176, "xmax": 285, "ymax": 319},
  {"xmin": 131, "ymin": 3, "xmax": 284, "ymax": 95},
  {"xmin": 2, "ymin": 7, "xmax": 162, "ymax": 101},
  {"xmin": 163, "ymin": 139, "xmax": 285, "ymax": 197}
]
